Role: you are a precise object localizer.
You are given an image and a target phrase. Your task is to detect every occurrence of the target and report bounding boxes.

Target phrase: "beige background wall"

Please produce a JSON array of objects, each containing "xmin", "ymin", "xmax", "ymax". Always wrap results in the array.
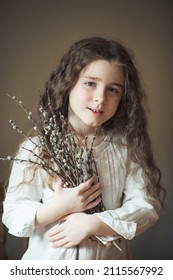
[{"xmin": 0, "ymin": 0, "xmax": 172, "ymax": 259}]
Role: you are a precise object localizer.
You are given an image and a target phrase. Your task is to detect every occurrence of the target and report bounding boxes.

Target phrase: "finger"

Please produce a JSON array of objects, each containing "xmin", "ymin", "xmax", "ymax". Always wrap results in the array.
[
  {"xmin": 85, "ymin": 196, "xmax": 102, "ymax": 210},
  {"xmin": 77, "ymin": 176, "xmax": 97, "ymax": 193},
  {"xmin": 85, "ymin": 187, "xmax": 102, "ymax": 204},
  {"xmin": 52, "ymin": 238, "xmax": 75, "ymax": 248},
  {"xmin": 48, "ymin": 223, "xmax": 64, "ymax": 237},
  {"xmin": 54, "ymin": 178, "xmax": 64, "ymax": 191},
  {"xmin": 51, "ymin": 237, "xmax": 69, "ymax": 248},
  {"xmin": 49, "ymin": 230, "xmax": 65, "ymax": 242},
  {"xmin": 61, "ymin": 241, "xmax": 76, "ymax": 248},
  {"xmin": 84, "ymin": 182, "xmax": 103, "ymax": 198}
]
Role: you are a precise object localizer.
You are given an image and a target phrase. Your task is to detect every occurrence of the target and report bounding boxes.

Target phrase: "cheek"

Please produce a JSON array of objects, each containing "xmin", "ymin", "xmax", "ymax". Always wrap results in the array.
[
  {"xmin": 109, "ymin": 97, "xmax": 121, "ymax": 114},
  {"xmin": 70, "ymin": 90, "xmax": 90, "ymax": 106}
]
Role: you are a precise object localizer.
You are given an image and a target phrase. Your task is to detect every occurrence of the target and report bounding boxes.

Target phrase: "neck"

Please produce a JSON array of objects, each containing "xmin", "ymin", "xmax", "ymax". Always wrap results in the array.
[
  {"xmin": 69, "ymin": 122, "xmax": 104, "ymax": 148},
  {"xmin": 68, "ymin": 107, "xmax": 104, "ymax": 147}
]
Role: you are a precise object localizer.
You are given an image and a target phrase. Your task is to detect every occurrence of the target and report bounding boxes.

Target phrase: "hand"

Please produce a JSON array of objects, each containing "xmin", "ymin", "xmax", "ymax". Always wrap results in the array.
[
  {"xmin": 48, "ymin": 213, "xmax": 95, "ymax": 248},
  {"xmin": 48, "ymin": 212, "xmax": 119, "ymax": 248},
  {"xmin": 35, "ymin": 176, "xmax": 103, "ymax": 229},
  {"xmin": 52, "ymin": 177, "xmax": 103, "ymax": 215}
]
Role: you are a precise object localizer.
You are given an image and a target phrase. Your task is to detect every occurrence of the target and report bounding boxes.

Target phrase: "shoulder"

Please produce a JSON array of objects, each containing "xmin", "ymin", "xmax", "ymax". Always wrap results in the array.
[
  {"xmin": 17, "ymin": 135, "xmax": 41, "ymax": 159},
  {"xmin": 110, "ymin": 133, "xmax": 128, "ymax": 154},
  {"xmin": 98, "ymin": 133, "xmax": 128, "ymax": 166}
]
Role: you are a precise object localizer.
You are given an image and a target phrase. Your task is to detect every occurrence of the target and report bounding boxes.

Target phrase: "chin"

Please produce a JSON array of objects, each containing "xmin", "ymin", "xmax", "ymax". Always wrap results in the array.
[
  {"xmin": 80, "ymin": 116, "xmax": 104, "ymax": 129},
  {"xmin": 85, "ymin": 123, "xmax": 102, "ymax": 129}
]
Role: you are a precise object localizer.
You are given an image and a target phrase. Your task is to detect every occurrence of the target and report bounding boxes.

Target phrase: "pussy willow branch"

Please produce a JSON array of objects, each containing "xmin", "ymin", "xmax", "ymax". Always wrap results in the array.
[{"xmin": 0, "ymin": 94, "xmax": 105, "ymax": 213}]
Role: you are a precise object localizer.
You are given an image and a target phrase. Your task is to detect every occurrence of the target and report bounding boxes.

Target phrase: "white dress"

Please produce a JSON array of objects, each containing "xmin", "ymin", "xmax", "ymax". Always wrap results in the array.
[{"xmin": 2, "ymin": 135, "xmax": 159, "ymax": 259}]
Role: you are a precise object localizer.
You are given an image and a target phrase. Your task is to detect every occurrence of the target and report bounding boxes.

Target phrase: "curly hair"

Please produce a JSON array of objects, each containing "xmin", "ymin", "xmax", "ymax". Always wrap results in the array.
[{"xmin": 38, "ymin": 37, "xmax": 165, "ymax": 206}]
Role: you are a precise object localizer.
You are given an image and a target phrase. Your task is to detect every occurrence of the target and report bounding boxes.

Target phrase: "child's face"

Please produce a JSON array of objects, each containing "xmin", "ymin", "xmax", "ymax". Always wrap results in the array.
[{"xmin": 68, "ymin": 59, "xmax": 124, "ymax": 133}]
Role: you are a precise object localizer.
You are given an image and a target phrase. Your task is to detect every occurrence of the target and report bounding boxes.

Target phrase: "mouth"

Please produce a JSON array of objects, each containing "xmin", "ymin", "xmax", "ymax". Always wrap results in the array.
[{"xmin": 87, "ymin": 107, "xmax": 104, "ymax": 115}]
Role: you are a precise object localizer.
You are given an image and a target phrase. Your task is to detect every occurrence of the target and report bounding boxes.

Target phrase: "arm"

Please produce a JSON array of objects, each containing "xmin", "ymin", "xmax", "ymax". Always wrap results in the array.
[
  {"xmin": 94, "ymin": 167, "xmax": 159, "ymax": 242},
  {"xmin": 48, "ymin": 212, "xmax": 119, "ymax": 248},
  {"xmin": 2, "ymin": 139, "xmax": 45, "ymax": 237},
  {"xmin": 3, "ymin": 138, "xmax": 103, "ymax": 237},
  {"xmin": 49, "ymin": 166, "xmax": 159, "ymax": 248},
  {"xmin": 35, "ymin": 177, "xmax": 102, "ymax": 228}
]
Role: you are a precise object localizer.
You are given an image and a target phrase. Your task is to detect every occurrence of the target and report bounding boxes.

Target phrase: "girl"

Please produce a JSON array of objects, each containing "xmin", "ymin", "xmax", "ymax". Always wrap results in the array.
[{"xmin": 2, "ymin": 37, "xmax": 165, "ymax": 260}]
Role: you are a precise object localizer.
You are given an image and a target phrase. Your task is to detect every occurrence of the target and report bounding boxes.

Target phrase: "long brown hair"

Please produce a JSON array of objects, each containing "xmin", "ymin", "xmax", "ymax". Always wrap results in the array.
[{"xmin": 38, "ymin": 37, "xmax": 165, "ymax": 206}]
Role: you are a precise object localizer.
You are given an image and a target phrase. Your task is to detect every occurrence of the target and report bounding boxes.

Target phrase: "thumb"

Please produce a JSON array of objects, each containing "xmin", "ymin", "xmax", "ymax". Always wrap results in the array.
[{"xmin": 54, "ymin": 178, "xmax": 64, "ymax": 191}]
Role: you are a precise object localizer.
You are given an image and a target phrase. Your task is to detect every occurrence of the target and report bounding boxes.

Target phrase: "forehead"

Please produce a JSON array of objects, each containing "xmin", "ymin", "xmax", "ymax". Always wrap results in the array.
[{"xmin": 80, "ymin": 59, "xmax": 124, "ymax": 83}]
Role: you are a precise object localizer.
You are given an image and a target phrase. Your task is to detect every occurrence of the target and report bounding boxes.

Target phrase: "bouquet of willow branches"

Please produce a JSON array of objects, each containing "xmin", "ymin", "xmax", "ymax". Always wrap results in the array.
[{"xmin": 0, "ymin": 95, "xmax": 105, "ymax": 214}]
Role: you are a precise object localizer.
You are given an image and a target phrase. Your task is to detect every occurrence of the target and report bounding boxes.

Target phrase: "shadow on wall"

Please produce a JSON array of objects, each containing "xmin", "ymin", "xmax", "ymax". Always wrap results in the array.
[{"xmin": 131, "ymin": 210, "xmax": 173, "ymax": 260}]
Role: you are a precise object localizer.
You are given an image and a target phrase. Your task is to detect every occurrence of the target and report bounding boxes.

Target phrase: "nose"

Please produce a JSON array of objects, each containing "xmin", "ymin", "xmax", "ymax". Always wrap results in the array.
[{"xmin": 93, "ymin": 88, "xmax": 106, "ymax": 104}]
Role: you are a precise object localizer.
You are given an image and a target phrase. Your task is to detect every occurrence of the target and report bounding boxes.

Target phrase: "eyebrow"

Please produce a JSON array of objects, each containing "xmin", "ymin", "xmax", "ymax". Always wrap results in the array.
[{"xmin": 81, "ymin": 75, "xmax": 124, "ymax": 89}]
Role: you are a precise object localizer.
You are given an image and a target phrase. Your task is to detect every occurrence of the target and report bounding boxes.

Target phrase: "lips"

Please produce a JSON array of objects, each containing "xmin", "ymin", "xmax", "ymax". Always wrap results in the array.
[{"xmin": 87, "ymin": 107, "xmax": 104, "ymax": 114}]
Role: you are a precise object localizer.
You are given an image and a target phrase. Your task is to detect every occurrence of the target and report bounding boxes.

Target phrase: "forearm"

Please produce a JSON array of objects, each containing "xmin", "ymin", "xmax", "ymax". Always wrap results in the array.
[
  {"xmin": 35, "ymin": 198, "xmax": 69, "ymax": 229},
  {"xmin": 48, "ymin": 212, "xmax": 120, "ymax": 248}
]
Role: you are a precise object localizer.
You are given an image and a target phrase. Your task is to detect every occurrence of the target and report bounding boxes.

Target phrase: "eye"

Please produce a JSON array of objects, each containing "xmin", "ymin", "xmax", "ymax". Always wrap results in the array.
[
  {"xmin": 85, "ymin": 81, "xmax": 96, "ymax": 88},
  {"xmin": 108, "ymin": 87, "xmax": 119, "ymax": 94}
]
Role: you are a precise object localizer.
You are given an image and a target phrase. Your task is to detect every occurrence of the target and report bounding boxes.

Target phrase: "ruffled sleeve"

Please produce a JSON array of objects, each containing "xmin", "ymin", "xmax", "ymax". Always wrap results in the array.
[
  {"xmin": 2, "ymin": 138, "xmax": 44, "ymax": 237},
  {"xmin": 94, "ymin": 165, "xmax": 159, "ymax": 245}
]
